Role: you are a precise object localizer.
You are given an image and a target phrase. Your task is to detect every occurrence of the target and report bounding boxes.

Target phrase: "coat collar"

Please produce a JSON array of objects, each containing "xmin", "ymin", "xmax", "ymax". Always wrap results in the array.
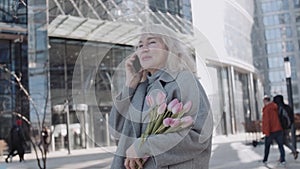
[{"xmin": 156, "ymin": 69, "xmax": 179, "ymax": 83}]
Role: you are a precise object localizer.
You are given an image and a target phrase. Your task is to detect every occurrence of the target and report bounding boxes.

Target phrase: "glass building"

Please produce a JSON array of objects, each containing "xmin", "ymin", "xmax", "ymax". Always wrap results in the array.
[
  {"xmin": 0, "ymin": 0, "xmax": 29, "ymax": 143},
  {"xmin": 48, "ymin": 0, "xmax": 195, "ymax": 150},
  {"xmin": 253, "ymin": 0, "xmax": 300, "ymax": 114},
  {"xmin": 191, "ymin": 0, "xmax": 263, "ymax": 135},
  {"xmin": 0, "ymin": 0, "xmax": 263, "ymax": 152}
]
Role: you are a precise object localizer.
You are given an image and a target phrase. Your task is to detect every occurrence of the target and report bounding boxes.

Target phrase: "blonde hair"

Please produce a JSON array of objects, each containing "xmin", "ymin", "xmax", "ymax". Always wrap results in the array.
[{"xmin": 137, "ymin": 24, "xmax": 196, "ymax": 74}]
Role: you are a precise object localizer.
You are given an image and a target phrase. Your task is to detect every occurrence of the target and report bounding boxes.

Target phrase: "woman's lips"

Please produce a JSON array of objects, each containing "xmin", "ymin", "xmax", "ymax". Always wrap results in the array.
[{"xmin": 141, "ymin": 55, "xmax": 152, "ymax": 61}]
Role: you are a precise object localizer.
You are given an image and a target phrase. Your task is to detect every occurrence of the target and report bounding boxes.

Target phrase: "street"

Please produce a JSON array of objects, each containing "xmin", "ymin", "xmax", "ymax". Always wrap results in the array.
[{"xmin": 1, "ymin": 134, "xmax": 300, "ymax": 169}]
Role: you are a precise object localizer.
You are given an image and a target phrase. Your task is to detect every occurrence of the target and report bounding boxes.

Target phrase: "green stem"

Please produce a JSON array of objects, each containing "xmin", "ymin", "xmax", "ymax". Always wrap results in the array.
[{"xmin": 151, "ymin": 114, "xmax": 164, "ymax": 133}]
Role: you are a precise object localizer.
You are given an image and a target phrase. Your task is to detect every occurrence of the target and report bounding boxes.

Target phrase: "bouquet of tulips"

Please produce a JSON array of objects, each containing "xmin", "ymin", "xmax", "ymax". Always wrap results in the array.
[{"xmin": 140, "ymin": 91, "xmax": 194, "ymax": 146}]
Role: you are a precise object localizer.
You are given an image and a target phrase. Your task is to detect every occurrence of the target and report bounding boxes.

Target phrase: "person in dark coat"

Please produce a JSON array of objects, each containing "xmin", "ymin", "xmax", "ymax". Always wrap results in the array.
[
  {"xmin": 41, "ymin": 126, "xmax": 50, "ymax": 152},
  {"xmin": 273, "ymin": 95, "xmax": 299, "ymax": 159},
  {"xmin": 5, "ymin": 120, "xmax": 26, "ymax": 163}
]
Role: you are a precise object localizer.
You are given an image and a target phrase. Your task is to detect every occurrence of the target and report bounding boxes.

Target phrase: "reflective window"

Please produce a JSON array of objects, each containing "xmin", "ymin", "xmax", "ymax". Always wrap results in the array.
[
  {"xmin": 266, "ymin": 41, "xmax": 293, "ymax": 54},
  {"xmin": 285, "ymin": 41, "xmax": 294, "ymax": 52},
  {"xmin": 149, "ymin": 0, "xmax": 192, "ymax": 22},
  {"xmin": 167, "ymin": 0, "xmax": 180, "ymax": 14},
  {"xmin": 263, "ymin": 13, "xmax": 290, "ymax": 26},
  {"xmin": 265, "ymin": 28, "xmax": 280, "ymax": 40},
  {"xmin": 268, "ymin": 55, "xmax": 296, "ymax": 69},
  {"xmin": 270, "ymin": 85, "xmax": 287, "ymax": 95},
  {"xmin": 0, "ymin": 39, "xmax": 29, "ymax": 140},
  {"xmin": 266, "ymin": 42, "xmax": 281, "ymax": 54},
  {"xmin": 296, "ymin": 15, "xmax": 300, "ymax": 23},
  {"xmin": 264, "ymin": 27, "xmax": 292, "ymax": 40},
  {"xmin": 269, "ymin": 70, "xmax": 285, "ymax": 83},
  {"xmin": 49, "ymin": 38, "xmax": 134, "ymax": 105},
  {"xmin": 0, "ymin": 40, "xmax": 10, "ymax": 63},
  {"xmin": 261, "ymin": 0, "xmax": 289, "ymax": 13},
  {"xmin": 234, "ymin": 72, "xmax": 251, "ymax": 130},
  {"xmin": 0, "ymin": 0, "xmax": 27, "ymax": 24},
  {"xmin": 289, "ymin": 55, "xmax": 296, "ymax": 68},
  {"xmin": 297, "ymin": 26, "xmax": 300, "ymax": 36},
  {"xmin": 268, "ymin": 56, "xmax": 284, "ymax": 68},
  {"xmin": 294, "ymin": 0, "xmax": 300, "ymax": 8}
]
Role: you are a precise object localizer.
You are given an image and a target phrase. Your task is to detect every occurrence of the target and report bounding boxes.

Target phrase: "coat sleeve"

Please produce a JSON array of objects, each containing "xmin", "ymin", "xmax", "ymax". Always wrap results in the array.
[
  {"xmin": 132, "ymin": 72, "xmax": 213, "ymax": 167},
  {"xmin": 262, "ymin": 107, "xmax": 270, "ymax": 136},
  {"xmin": 109, "ymin": 87, "xmax": 135, "ymax": 139}
]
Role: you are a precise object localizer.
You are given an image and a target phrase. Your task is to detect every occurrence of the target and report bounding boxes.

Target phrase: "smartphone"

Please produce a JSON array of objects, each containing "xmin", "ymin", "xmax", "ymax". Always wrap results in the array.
[{"xmin": 132, "ymin": 55, "xmax": 141, "ymax": 72}]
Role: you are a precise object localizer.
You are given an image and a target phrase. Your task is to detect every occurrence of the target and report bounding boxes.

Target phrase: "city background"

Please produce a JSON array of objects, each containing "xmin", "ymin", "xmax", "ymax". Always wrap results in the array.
[{"xmin": 0, "ymin": 0, "xmax": 300, "ymax": 168}]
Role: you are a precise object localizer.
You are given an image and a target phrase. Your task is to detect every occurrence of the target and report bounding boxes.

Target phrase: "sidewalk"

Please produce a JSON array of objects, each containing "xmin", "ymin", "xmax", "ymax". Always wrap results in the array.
[
  {"xmin": 0, "ymin": 134, "xmax": 299, "ymax": 169},
  {"xmin": 0, "ymin": 146, "xmax": 116, "ymax": 169},
  {"xmin": 210, "ymin": 133, "xmax": 300, "ymax": 169}
]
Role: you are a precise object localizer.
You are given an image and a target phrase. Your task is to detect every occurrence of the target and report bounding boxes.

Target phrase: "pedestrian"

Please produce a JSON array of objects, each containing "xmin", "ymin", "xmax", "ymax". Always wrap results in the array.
[
  {"xmin": 273, "ymin": 94, "xmax": 299, "ymax": 159},
  {"xmin": 41, "ymin": 126, "xmax": 50, "ymax": 153},
  {"xmin": 261, "ymin": 95, "xmax": 285, "ymax": 165},
  {"xmin": 109, "ymin": 24, "xmax": 213, "ymax": 169},
  {"xmin": 5, "ymin": 119, "xmax": 26, "ymax": 163}
]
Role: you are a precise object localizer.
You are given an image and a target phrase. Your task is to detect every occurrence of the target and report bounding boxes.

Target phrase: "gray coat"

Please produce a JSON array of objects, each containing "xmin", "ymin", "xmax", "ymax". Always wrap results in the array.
[{"xmin": 109, "ymin": 70, "xmax": 213, "ymax": 169}]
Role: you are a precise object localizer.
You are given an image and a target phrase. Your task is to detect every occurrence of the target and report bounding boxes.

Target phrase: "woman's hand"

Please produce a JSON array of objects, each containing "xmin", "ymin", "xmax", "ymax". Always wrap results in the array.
[
  {"xmin": 125, "ymin": 54, "xmax": 145, "ymax": 89},
  {"xmin": 124, "ymin": 144, "xmax": 143, "ymax": 169}
]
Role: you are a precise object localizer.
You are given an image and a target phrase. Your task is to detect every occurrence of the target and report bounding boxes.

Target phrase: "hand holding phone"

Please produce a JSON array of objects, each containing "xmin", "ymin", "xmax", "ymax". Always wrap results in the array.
[{"xmin": 125, "ymin": 54, "xmax": 143, "ymax": 88}]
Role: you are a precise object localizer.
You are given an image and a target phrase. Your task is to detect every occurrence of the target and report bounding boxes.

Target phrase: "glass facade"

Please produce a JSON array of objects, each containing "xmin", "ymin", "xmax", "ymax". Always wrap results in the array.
[
  {"xmin": 46, "ymin": 0, "xmax": 197, "ymax": 149},
  {"xmin": 149, "ymin": 0, "xmax": 192, "ymax": 22},
  {"xmin": 0, "ymin": 39, "xmax": 29, "ymax": 141},
  {"xmin": 49, "ymin": 38, "xmax": 135, "ymax": 148},
  {"xmin": 253, "ymin": 0, "xmax": 300, "ymax": 113},
  {"xmin": 0, "ymin": 0, "xmax": 27, "ymax": 24},
  {"xmin": 224, "ymin": 2, "xmax": 253, "ymax": 64},
  {"xmin": 0, "ymin": 0, "xmax": 28, "ymax": 143}
]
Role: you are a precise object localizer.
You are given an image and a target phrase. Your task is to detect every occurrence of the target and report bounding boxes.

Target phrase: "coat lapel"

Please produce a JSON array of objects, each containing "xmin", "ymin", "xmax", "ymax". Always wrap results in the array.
[{"xmin": 129, "ymin": 80, "xmax": 148, "ymax": 137}]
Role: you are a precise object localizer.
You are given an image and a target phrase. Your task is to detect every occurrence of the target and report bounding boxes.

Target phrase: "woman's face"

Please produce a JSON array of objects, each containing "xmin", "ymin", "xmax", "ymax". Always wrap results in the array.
[{"xmin": 136, "ymin": 34, "xmax": 168, "ymax": 74}]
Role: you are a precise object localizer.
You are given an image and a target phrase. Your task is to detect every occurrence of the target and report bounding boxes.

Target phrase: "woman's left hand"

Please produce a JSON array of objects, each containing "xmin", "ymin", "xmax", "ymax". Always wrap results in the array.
[{"xmin": 124, "ymin": 144, "xmax": 143, "ymax": 169}]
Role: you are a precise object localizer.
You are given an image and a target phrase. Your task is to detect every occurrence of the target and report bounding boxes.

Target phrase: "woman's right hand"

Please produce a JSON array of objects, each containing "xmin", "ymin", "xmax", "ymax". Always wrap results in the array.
[{"xmin": 125, "ymin": 54, "xmax": 144, "ymax": 89}]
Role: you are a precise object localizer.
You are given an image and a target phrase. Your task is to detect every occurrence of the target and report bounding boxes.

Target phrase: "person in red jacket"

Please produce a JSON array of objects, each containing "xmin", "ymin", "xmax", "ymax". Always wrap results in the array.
[{"xmin": 262, "ymin": 95, "xmax": 285, "ymax": 165}]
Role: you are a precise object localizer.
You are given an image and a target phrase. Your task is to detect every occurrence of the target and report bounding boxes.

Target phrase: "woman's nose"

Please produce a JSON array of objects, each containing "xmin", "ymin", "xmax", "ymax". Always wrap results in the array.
[{"xmin": 140, "ymin": 45, "xmax": 149, "ymax": 52}]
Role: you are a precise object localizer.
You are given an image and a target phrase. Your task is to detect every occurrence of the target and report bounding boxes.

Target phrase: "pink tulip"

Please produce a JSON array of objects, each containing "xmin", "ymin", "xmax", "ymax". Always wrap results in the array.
[
  {"xmin": 163, "ymin": 118, "xmax": 173, "ymax": 127},
  {"xmin": 167, "ymin": 99, "xmax": 179, "ymax": 111},
  {"xmin": 156, "ymin": 92, "xmax": 166, "ymax": 105},
  {"xmin": 171, "ymin": 102, "xmax": 183, "ymax": 114},
  {"xmin": 180, "ymin": 116, "xmax": 194, "ymax": 128},
  {"xmin": 157, "ymin": 103, "xmax": 167, "ymax": 115},
  {"xmin": 170, "ymin": 119, "xmax": 180, "ymax": 127},
  {"xmin": 146, "ymin": 95, "xmax": 154, "ymax": 107},
  {"xmin": 182, "ymin": 101, "xmax": 192, "ymax": 113}
]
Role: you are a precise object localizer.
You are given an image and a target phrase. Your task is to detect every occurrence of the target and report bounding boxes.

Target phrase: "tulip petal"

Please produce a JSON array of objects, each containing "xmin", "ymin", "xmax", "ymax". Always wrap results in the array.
[
  {"xmin": 181, "ymin": 116, "xmax": 194, "ymax": 128},
  {"xmin": 170, "ymin": 119, "xmax": 180, "ymax": 127},
  {"xmin": 163, "ymin": 118, "xmax": 173, "ymax": 127},
  {"xmin": 146, "ymin": 95, "xmax": 154, "ymax": 107},
  {"xmin": 157, "ymin": 103, "xmax": 167, "ymax": 115},
  {"xmin": 182, "ymin": 101, "xmax": 192, "ymax": 113},
  {"xmin": 171, "ymin": 102, "xmax": 183, "ymax": 114},
  {"xmin": 156, "ymin": 92, "xmax": 166, "ymax": 105},
  {"xmin": 167, "ymin": 99, "xmax": 179, "ymax": 111}
]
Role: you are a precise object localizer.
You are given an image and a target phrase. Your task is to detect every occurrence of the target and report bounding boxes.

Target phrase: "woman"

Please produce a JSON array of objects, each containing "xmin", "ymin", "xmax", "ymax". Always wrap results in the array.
[{"xmin": 109, "ymin": 24, "xmax": 213, "ymax": 169}]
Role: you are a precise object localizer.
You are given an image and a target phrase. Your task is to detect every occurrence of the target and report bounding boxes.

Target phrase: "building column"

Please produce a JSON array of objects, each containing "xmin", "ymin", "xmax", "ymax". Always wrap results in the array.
[
  {"xmin": 28, "ymin": 1, "xmax": 51, "ymax": 128},
  {"xmin": 228, "ymin": 66, "xmax": 236, "ymax": 134},
  {"xmin": 248, "ymin": 73, "xmax": 256, "ymax": 120}
]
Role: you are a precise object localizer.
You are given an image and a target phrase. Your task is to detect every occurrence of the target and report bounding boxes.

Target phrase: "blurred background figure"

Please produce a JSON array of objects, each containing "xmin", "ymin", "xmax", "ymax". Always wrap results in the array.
[
  {"xmin": 5, "ymin": 119, "xmax": 26, "ymax": 163},
  {"xmin": 41, "ymin": 126, "xmax": 50, "ymax": 153},
  {"xmin": 273, "ymin": 95, "xmax": 299, "ymax": 160}
]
